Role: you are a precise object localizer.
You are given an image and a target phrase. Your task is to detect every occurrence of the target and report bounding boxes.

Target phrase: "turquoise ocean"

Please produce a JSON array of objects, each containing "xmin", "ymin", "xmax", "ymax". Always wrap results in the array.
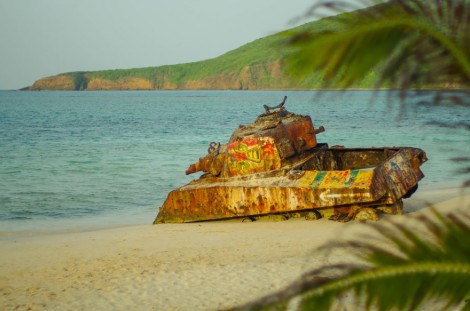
[{"xmin": 1, "ymin": 90, "xmax": 469, "ymax": 234}]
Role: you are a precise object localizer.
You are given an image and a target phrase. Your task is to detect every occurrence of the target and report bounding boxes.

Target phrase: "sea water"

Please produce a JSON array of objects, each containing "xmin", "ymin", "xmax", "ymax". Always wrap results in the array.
[{"xmin": 0, "ymin": 90, "xmax": 469, "ymax": 234}]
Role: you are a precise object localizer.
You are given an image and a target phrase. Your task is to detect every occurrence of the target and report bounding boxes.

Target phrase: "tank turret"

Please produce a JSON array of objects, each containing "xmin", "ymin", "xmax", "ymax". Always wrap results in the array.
[{"xmin": 185, "ymin": 96, "xmax": 325, "ymax": 177}]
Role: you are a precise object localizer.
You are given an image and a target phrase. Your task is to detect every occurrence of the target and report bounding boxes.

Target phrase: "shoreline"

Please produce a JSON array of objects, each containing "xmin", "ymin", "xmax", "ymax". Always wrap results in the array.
[
  {"xmin": 14, "ymin": 87, "xmax": 470, "ymax": 92},
  {"xmin": 1, "ymin": 188, "xmax": 469, "ymax": 310},
  {"xmin": 0, "ymin": 183, "xmax": 466, "ymax": 239}
]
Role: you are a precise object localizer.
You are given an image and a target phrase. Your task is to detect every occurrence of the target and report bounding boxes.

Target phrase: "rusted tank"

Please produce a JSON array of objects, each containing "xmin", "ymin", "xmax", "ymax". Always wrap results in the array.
[{"xmin": 154, "ymin": 97, "xmax": 427, "ymax": 223}]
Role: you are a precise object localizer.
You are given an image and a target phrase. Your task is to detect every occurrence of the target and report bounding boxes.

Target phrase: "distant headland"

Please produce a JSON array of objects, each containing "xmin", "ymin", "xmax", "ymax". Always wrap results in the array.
[
  {"xmin": 24, "ymin": 7, "xmax": 455, "ymax": 92},
  {"xmin": 26, "ymin": 12, "xmax": 373, "ymax": 91}
]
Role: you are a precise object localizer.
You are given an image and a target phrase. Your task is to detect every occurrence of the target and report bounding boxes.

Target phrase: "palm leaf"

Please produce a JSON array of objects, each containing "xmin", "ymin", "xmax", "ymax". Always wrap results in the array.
[
  {"xmin": 233, "ymin": 209, "xmax": 470, "ymax": 311},
  {"xmin": 301, "ymin": 263, "xmax": 470, "ymax": 311},
  {"xmin": 283, "ymin": 0, "xmax": 470, "ymax": 90}
]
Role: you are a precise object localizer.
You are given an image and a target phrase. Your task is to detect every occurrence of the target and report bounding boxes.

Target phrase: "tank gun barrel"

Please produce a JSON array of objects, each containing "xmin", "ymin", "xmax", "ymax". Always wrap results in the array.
[
  {"xmin": 185, "ymin": 142, "xmax": 225, "ymax": 176},
  {"xmin": 185, "ymin": 163, "xmax": 199, "ymax": 175}
]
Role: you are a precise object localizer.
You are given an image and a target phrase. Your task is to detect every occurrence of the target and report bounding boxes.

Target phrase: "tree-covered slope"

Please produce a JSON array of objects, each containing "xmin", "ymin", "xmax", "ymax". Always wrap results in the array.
[{"xmin": 28, "ymin": 11, "xmax": 378, "ymax": 91}]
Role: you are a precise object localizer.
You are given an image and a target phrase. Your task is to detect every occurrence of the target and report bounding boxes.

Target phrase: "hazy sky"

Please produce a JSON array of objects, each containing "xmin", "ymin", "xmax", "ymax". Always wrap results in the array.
[{"xmin": 0, "ymin": 0, "xmax": 320, "ymax": 90}]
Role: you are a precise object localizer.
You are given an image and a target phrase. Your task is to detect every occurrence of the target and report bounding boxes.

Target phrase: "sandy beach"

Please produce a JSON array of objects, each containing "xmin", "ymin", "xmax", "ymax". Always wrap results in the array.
[{"xmin": 1, "ymin": 187, "xmax": 469, "ymax": 311}]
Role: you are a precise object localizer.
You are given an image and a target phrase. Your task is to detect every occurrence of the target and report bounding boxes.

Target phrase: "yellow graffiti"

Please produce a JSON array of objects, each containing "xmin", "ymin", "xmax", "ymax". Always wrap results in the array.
[
  {"xmin": 234, "ymin": 161, "xmax": 251, "ymax": 175},
  {"xmin": 226, "ymin": 137, "xmax": 280, "ymax": 176},
  {"xmin": 302, "ymin": 169, "xmax": 375, "ymax": 190},
  {"xmin": 320, "ymin": 171, "xmax": 351, "ymax": 189},
  {"xmin": 297, "ymin": 171, "xmax": 319, "ymax": 188},
  {"xmin": 351, "ymin": 170, "xmax": 374, "ymax": 188},
  {"xmin": 232, "ymin": 142, "xmax": 247, "ymax": 154},
  {"xmin": 231, "ymin": 143, "xmax": 262, "ymax": 163}
]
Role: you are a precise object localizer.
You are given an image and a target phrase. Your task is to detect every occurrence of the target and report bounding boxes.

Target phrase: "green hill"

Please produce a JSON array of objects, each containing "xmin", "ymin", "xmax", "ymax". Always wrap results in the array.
[{"xmin": 28, "ymin": 11, "xmax": 377, "ymax": 91}]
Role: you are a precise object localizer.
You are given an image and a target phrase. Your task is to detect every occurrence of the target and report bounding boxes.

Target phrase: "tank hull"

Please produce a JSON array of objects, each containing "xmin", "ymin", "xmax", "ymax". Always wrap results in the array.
[{"xmin": 155, "ymin": 147, "xmax": 427, "ymax": 223}]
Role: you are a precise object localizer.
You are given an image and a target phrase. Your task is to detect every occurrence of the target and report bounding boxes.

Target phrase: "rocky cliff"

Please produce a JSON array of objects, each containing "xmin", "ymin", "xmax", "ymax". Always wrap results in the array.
[
  {"xmin": 26, "ymin": 11, "xmax": 345, "ymax": 91},
  {"xmin": 30, "ymin": 75, "xmax": 77, "ymax": 91},
  {"xmin": 29, "ymin": 59, "xmax": 300, "ymax": 91}
]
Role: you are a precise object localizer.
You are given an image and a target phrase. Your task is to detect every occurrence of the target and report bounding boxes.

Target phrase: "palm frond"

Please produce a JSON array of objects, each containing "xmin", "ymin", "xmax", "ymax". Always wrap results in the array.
[
  {"xmin": 300, "ymin": 263, "xmax": 470, "ymax": 311},
  {"xmin": 283, "ymin": 0, "xmax": 470, "ymax": 90},
  {"xmin": 233, "ymin": 209, "xmax": 470, "ymax": 311}
]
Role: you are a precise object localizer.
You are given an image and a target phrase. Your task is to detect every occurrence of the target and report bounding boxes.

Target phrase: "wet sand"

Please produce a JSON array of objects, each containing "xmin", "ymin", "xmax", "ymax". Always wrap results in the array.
[{"xmin": 1, "ymin": 188, "xmax": 468, "ymax": 311}]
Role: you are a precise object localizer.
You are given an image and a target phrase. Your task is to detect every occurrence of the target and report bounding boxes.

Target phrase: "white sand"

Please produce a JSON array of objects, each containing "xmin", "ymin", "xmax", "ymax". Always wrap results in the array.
[{"xmin": 1, "ymin": 189, "xmax": 469, "ymax": 311}]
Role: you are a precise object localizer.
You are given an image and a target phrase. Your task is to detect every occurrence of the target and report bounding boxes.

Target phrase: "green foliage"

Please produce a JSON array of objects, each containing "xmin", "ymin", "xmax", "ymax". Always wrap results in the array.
[
  {"xmin": 54, "ymin": 10, "xmax": 381, "ymax": 90},
  {"xmin": 235, "ymin": 210, "xmax": 470, "ymax": 311},
  {"xmin": 284, "ymin": 0, "xmax": 470, "ymax": 90},
  {"xmin": 56, "ymin": 31, "xmax": 291, "ymax": 88},
  {"xmin": 46, "ymin": 0, "xmax": 470, "ymax": 91}
]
